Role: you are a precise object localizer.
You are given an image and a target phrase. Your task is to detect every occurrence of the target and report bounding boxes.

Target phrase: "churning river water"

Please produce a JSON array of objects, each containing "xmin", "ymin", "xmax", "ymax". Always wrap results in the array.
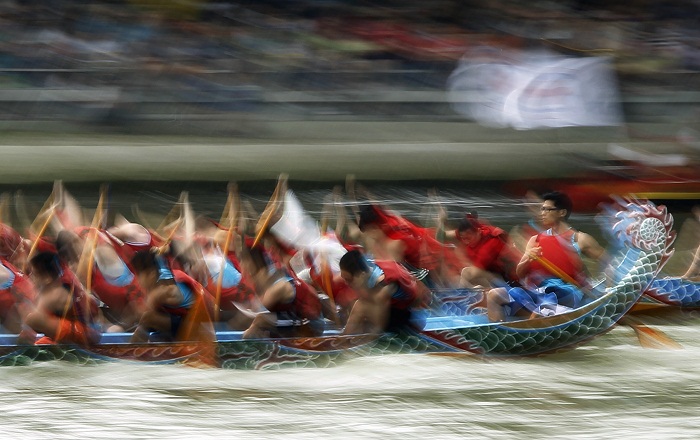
[{"xmin": 0, "ymin": 317, "xmax": 699, "ymax": 439}]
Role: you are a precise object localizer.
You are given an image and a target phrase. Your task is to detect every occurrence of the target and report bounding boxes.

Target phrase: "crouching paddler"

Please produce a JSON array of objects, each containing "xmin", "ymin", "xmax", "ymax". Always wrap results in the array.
[
  {"xmin": 239, "ymin": 245, "xmax": 324, "ymax": 339},
  {"xmin": 26, "ymin": 251, "xmax": 101, "ymax": 346},
  {"xmin": 128, "ymin": 249, "xmax": 215, "ymax": 343},
  {"xmin": 339, "ymin": 249, "xmax": 429, "ymax": 335}
]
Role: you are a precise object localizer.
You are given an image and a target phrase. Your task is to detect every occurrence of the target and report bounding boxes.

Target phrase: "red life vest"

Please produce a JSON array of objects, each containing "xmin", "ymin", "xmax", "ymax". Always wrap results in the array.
[
  {"xmin": 372, "ymin": 207, "xmax": 437, "ymax": 270},
  {"xmin": 89, "ymin": 264, "xmax": 145, "ymax": 317},
  {"xmin": 528, "ymin": 229, "xmax": 586, "ymax": 287},
  {"xmin": 375, "ymin": 260, "xmax": 426, "ymax": 309},
  {"xmin": 267, "ymin": 275, "xmax": 322, "ymax": 321},
  {"xmin": 0, "ymin": 259, "xmax": 36, "ymax": 322},
  {"xmin": 59, "ymin": 263, "xmax": 100, "ymax": 326},
  {"xmin": 458, "ymin": 225, "xmax": 520, "ymax": 283},
  {"xmin": 308, "ymin": 264, "xmax": 358, "ymax": 310},
  {"xmin": 164, "ymin": 269, "xmax": 216, "ymax": 318},
  {"xmin": 72, "ymin": 226, "xmax": 146, "ymax": 316}
]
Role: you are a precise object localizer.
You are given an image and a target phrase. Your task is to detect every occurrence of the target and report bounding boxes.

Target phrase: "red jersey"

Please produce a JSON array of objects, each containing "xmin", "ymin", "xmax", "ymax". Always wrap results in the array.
[
  {"xmin": 0, "ymin": 259, "xmax": 36, "ymax": 323},
  {"xmin": 72, "ymin": 226, "xmax": 147, "ymax": 317},
  {"xmin": 458, "ymin": 225, "xmax": 520, "ymax": 283},
  {"xmin": 371, "ymin": 207, "xmax": 462, "ymax": 278}
]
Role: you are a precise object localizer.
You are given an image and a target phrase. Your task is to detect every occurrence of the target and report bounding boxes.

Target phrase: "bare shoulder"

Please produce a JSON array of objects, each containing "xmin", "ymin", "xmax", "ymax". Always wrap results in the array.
[
  {"xmin": 576, "ymin": 231, "xmax": 600, "ymax": 246},
  {"xmin": 577, "ymin": 231, "xmax": 606, "ymax": 258},
  {"xmin": 152, "ymin": 283, "xmax": 182, "ymax": 301},
  {"xmin": 262, "ymin": 275, "xmax": 295, "ymax": 308},
  {"xmin": 375, "ymin": 282, "xmax": 397, "ymax": 302}
]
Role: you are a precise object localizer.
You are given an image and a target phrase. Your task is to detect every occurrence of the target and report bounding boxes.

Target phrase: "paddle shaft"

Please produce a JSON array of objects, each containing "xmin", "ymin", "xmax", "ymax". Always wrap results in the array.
[
  {"xmin": 214, "ymin": 185, "xmax": 238, "ymax": 322},
  {"xmin": 26, "ymin": 208, "xmax": 54, "ymax": 267},
  {"xmin": 252, "ymin": 174, "xmax": 287, "ymax": 248}
]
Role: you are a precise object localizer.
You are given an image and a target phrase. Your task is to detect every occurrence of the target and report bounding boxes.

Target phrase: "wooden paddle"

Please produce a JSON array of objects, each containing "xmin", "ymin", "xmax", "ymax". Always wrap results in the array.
[
  {"xmin": 175, "ymin": 281, "xmax": 217, "ymax": 368},
  {"xmin": 252, "ymin": 174, "xmax": 287, "ymax": 248},
  {"xmin": 213, "ymin": 182, "xmax": 238, "ymax": 322},
  {"xmin": 154, "ymin": 191, "xmax": 190, "ymax": 255},
  {"xmin": 76, "ymin": 185, "xmax": 108, "ymax": 328},
  {"xmin": 157, "ymin": 218, "xmax": 182, "ymax": 255},
  {"xmin": 332, "ymin": 185, "xmax": 361, "ymax": 244},
  {"xmin": 25, "ymin": 182, "xmax": 64, "ymax": 269},
  {"xmin": 54, "ymin": 185, "xmax": 107, "ymax": 343},
  {"xmin": 28, "ymin": 181, "xmax": 63, "ymax": 237},
  {"xmin": 76, "ymin": 185, "xmax": 108, "ymax": 290},
  {"xmin": 130, "ymin": 204, "xmax": 158, "ymax": 232},
  {"xmin": 303, "ymin": 189, "xmax": 342, "ymax": 325},
  {"xmin": 534, "ymin": 254, "xmax": 681, "ymax": 349},
  {"xmin": 156, "ymin": 192, "xmax": 186, "ymax": 234},
  {"xmin": 620, "ymin": 315, "xmax": 683, "ymax": 350},
  {"xmin": 150, "ymin": 193, "xmax": 217, "ymax": 366}
]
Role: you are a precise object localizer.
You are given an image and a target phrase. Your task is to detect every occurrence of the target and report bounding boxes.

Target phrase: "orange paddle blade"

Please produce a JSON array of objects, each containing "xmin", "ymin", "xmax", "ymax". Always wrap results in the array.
[
  {"xmin": 176, "ymin": 290, "xmax": 218, "ymax": 367},
  {"xmin": 621, "ymin": 317, "xmax": 683, "ymax": 350},
  {"xmin": 253, "ymin": 174, "xmax": 287, "ymax": 248}
]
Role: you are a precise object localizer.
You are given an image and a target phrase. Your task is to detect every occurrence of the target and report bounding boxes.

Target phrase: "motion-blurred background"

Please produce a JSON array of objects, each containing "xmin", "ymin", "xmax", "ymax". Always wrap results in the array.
[
  {"xmin": 0, "ymin": 0, "xmax": 698, "ymax": 209},
  {"xmin": 1, "ymin": 1, "xmax": 697, "ymax": 137}
]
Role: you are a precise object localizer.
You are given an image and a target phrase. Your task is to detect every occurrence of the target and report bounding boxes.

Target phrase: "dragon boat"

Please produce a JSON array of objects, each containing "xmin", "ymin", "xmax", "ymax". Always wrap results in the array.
[
  {"xmin": 626, "ymin": 276, "xmax": 700, "ymax": 316},
  {"xmin": 0, "ymin": 197, "xmax": 675, "ymax": 369},
  {"xmin": 643, "ymin": 277, "xmax": 700, "ymax": 309}
]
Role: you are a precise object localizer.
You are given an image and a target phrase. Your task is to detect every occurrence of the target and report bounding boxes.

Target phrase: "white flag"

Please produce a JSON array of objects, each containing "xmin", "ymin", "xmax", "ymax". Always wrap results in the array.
[{"xmin": 447, "ymin": 50, "xmax": 623, "ymax": 129}]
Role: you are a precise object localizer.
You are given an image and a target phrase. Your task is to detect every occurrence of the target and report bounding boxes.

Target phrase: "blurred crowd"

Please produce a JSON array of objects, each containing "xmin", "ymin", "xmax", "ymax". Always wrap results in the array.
[{"xmin": 0, "ymin": 0, "xmax": 699, "ymax": 129}]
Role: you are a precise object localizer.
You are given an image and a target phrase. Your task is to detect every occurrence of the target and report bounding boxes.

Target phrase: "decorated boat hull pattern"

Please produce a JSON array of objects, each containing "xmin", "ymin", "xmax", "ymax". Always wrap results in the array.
[{"xmin": 645, "ymin": 277, "xmax": 700, "ymax": 309}]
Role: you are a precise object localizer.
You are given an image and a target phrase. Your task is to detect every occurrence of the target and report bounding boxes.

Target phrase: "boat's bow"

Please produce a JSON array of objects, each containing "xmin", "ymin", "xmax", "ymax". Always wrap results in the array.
[{"xmin": 418, "ymin": 198, "xmax": 676, "ymax": 356}]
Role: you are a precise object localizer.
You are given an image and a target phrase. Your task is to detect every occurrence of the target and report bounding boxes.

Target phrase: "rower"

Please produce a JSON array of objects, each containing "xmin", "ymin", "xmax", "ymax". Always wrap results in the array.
[
  {"xmin": 25, "ymin": 250, "xmax": 102, "ymax": 346},
  {"xmin": 197, "ymin": 235, "xmax": 260, "ymax": 329},
  {"xmin": 301, "ymin": 246, "xmax": 358, "ymax": 326},
  {"xmin": 128, "ymin": 249, "xmax": 215, "ymax": 342},
  {"xmin": 0, "ymin": 224, "xmax": 37, "ymax": 339},
  {"xmin": 339, "ymin": 249, "xmax": 429, "ymax": 335},
  {"xmin": 57, "ymin": 229, "xmax": 147, "ymax": 333},
  {"xmin": 486, "ymin": 191, "xmax": 607, "ymax": 322},
  {"xmin": 356, "ymin": 203, "xmax": 460, "ymax": 289},
  {"xmin": 440, "ymin": 212, "xmax": 522, "ymax": 289},
  {"xmin": 237, "ymin": 244, "xmax": 324, "ymax": 339}
]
